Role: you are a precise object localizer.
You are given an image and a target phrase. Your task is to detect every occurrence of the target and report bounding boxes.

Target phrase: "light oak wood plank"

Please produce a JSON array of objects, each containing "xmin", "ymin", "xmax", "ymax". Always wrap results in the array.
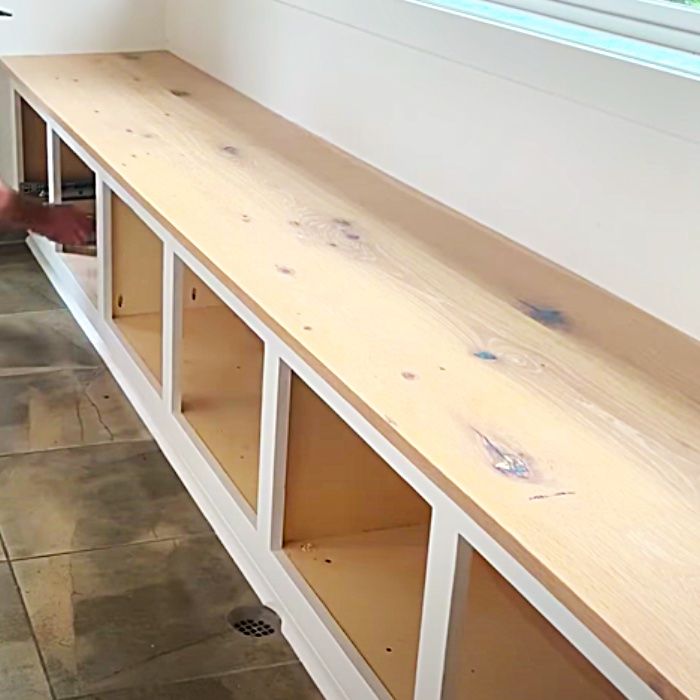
[{"xmin": 4, "ymin": 52, "xmax": 698, "ymax": 699}]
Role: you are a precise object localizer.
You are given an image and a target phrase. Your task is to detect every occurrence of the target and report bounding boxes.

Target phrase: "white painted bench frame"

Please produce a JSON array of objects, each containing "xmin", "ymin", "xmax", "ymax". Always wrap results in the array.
[{"xmin": 9, "ymin": 83, "xmax": 657, "ymax": 700}]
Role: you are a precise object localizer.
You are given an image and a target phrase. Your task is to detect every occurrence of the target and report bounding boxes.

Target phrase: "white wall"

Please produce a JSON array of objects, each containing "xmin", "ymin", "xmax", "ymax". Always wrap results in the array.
[
  {"xmin": 0, "ymin": 0, "xmax": 167, "ymax": 184},
  {"xmin": 166, "ymin": 0, "xmax": 700, "ymax": 341}
]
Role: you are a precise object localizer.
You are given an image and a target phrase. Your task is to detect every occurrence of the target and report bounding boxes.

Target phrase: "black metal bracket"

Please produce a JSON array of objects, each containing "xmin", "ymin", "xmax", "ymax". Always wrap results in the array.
[{"xmin": 20, "ymin": 179, "xmax": 95, "ymax": 202}]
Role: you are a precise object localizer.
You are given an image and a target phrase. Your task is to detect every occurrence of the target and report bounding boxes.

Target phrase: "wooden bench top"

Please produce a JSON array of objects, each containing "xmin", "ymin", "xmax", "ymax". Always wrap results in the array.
[{"xmin": 4, "ymin": 51, "xmax": 699, "ymax": 699}]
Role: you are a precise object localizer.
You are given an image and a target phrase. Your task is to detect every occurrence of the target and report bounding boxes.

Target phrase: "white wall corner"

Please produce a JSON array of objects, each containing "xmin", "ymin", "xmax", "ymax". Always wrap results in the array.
[{"xmin": 0, "ymin": 0, "xmax": 168, "ymax": 185}]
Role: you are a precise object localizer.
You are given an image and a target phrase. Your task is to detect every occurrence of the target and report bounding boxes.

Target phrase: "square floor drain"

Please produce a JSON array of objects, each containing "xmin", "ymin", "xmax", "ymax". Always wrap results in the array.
[{"xmin": 227, "ymin": 605, "xmax": 280, "ymax": 638}]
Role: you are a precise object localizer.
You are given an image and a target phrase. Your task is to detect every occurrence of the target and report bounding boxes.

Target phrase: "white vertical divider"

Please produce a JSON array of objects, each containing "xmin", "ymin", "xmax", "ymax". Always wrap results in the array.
[
  {"xmin": 46, "ymin": 126, "xmax": 62, "ymax": 204},
  {"xmin": 162, "ymin": 245, "xmax": 183, "ymax": 413},
  {"xmin": 96, "ymin": 176, "xmax": 112, "ymax": 321},
  {"xmin": 413, "ymin": 511, "xmax": 468, "ymax": 699},
  {"xmin": 257, "ymin": 344, "xmax": 292, "ymax": 550},
  {"xmin": 11, "ymin": 89, "xmax": 24, "ymax": 190},
  {"xmin": 37, "ymin": 115, "xmax": 60, "ymax": 255}
]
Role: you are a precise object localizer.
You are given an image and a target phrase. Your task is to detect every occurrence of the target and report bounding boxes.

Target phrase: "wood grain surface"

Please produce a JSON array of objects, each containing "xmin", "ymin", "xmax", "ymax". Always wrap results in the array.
[{"xmin": 4, "ymin": 52, "xmax": 698, "ymax": 699}]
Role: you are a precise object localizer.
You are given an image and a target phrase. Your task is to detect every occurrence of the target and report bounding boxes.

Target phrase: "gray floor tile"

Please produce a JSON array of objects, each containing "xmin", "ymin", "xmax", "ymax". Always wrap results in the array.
[
  {"xmin": 0, "ymin": 441, "xmax": 211, "ymax": 560},
  {"xmin": 0, "ymin": 242, "xmax": 63, "ymax": 314},
  {"xmin": 0, "ymin": 563, "xmax": 52, "ymax": 699},
  {"xmin": 0, "ymin": 309, "xmax": 99, "ymax": 376},
  {"xmin": 0, "ymin": 367, "xmax": 149, "ymax": 457},
  {"xmin": 0, "ymin": 242, "xmax": 33, "ymax": 263},
  {"xmin": 0, "ymin": 226, "xmax": 28, "ymax": 245},
  {"xmin": 78, "ymin": 663, "xmax": 322, "ymax": 699},
  {"xmin": 14, "ymin": 535, "xmax": 298, "ymax": 699}
]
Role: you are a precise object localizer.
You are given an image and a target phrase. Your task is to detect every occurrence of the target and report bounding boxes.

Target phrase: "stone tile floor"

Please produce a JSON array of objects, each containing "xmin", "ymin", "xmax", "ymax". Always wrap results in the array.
[{"xmin": 0, "ymin": 242, "xmax": 321, "ymax": 699}]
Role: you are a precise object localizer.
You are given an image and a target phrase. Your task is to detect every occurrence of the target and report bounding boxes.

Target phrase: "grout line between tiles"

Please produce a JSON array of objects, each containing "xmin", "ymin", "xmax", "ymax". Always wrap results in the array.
[
  {"xmin": 7, "ymin": 531, "xmax": 216, "ymax": 564},
  {"xmin": 0, "ymin": 364, "xmax": 103, "ymax": 379},
  {"xmin": 1, "ymin": 534, "xmax": 57, "ymax": 700},
  {"xmin": 62, "ymin": 660, "xmax": 304, "ymax": 700},
  {"xmin": 0, "ymin": 308, "xmax": 74, "ymax": 320},
  {"xmin": 0, "ymin": 436, "xmax": 156, "ymax": 461},
  {"xmin": 0, "ymin": 435, "xmax": 153, "ymax": 461}
]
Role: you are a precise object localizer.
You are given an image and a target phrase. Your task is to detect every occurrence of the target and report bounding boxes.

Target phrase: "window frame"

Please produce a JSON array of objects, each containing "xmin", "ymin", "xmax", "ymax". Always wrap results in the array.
[
  {"xmin": 278, "ymin": 0, "xmax": 700, "ymax": 79},
  {"xmin": 459, "ymin": 0, "xmax": 700, "ymax": 53}
]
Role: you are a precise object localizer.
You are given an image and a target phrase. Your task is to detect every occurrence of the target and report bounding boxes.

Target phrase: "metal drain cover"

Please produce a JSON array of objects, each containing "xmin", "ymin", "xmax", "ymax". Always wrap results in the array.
[{"xmin": 227, "ymin": 605, "xmax": 280, "ymax": 638}]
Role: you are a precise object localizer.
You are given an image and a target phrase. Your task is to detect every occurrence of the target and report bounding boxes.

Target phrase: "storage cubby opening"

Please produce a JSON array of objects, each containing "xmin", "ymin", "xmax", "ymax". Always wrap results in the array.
[
  {"xmin": 111, "ymin": 192, "xmax": 163, "ymax": 384},
  {"xmin": 443, "ymin": 543, "xmax": 621, "ymax": 699},
  {"xmin": 20, "ymin": 99, "xmax": 95, "ymax": 209},
  {"xmin": 19, "ymin": 98, "xmax": 47, "ymax": 189},
  {"xmin": 56, "ymin": 139, "xmax": 97, "ymax": 304},
  {"xmin": 18, "ymin": 99, "xmax": 98, "ymax": 302},
  {"xmin": 283, "ymin": 376, "xmax": 432, "ymax": 700},
  {"xmin": 57, "ymin": 137, "xmax": 96, "ymax": 245},
  {"xmin": 179, "ymin": 266, "xmax": 264, "ymax": 511}
]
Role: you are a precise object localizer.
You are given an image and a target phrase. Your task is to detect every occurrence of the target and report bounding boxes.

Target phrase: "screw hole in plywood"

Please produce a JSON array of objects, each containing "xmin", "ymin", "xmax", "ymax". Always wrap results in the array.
[
  {"xmin": 117, "ymin": 294, "xmax": 124, "ymax": 308},
  {"xmin": 191, "ymin": 287, "xmax": 197, "ymax": 302},
  {"xmin": 227, "ymin": 605, "xmax": 280, "ymax": 639}
]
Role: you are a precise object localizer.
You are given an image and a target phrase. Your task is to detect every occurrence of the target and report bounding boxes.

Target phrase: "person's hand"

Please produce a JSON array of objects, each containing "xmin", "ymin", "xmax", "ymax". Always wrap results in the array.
[
  {"xmin": 0, "ymin": 184, "xmax": 93, "ymax": 246},
  {"xmin": 28, "ymin": 201, "xmax": 94, "ymax": 246}
]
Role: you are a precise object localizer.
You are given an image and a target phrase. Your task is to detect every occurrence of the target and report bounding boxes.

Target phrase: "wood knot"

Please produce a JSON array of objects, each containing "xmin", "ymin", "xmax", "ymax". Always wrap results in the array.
[
  {"xmin": 474, "ymin": 429, "xmax": 532, "ymax": 479},
  {"xmin": 521, "ymin": 301, "xmax": 567, "ymax": 329}
]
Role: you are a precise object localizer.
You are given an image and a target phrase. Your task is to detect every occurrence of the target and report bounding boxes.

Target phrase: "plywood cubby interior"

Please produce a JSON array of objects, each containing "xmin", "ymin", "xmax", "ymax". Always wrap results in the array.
[
  {"xmin": 283, "ymin": 376, "xmax": 432, "ymax": 700},
  {"xmin": 443, "ymin": 541, "xmax": 621, "ymax": 699},
  {"xmin": 111, "ymin": 193, "xmax": 163, "ymax": 385},
  {"xmin": 19, "ymin": 98, "xmax": 47, "ymax": 186},
  {"xmin": 20, "ymin": 98, "xmax": 94, "ymax": 189},
  {"xmin": 179, "ymin": 266, "xmax": 264, "ymax": 511}
]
